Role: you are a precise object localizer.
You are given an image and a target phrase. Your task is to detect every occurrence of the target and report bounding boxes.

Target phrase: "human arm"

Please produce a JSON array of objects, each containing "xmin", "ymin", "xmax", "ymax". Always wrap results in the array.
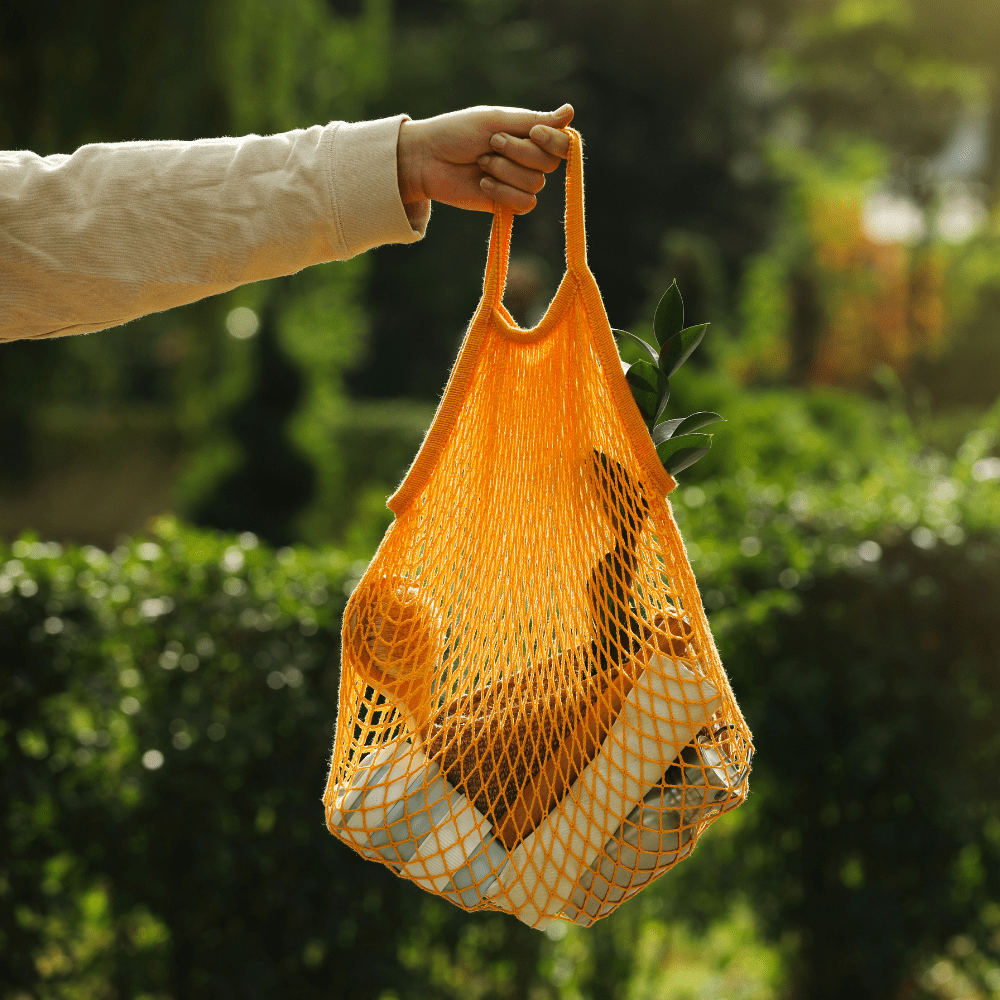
[
  {"xmin": 0, "ymin": 116, "xmax": 421, "ymax": 342},
  {"xmin": 0, "ymin": 105, "xmax": 573, "ymax": 343}
]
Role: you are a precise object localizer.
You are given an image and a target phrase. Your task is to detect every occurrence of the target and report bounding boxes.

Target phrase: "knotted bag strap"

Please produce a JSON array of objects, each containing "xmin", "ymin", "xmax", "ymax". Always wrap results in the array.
[
  {"xmin": 563, "ymin": 126, "xmax": 588, "ymax": 273},
  {"xmin": 482, "ymin": 127, "xmax": 588, "ymax": 308},
  {"xmin": 389, "ymin": 126, "xmax": 675, "ymax": 516}
]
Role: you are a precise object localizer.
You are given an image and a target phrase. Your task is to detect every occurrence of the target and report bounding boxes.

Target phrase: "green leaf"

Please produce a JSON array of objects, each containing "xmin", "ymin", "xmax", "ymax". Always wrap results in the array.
[
  {"xmin": 651, "ymin": 418, "xmax": 686, "ymax": 446},
  {"xmin": 652, "ymin": 380, "xmax": 672, "ymax": 424},
  {"xmin": 653, "ymin": 281, "xmax": 684, "ymax": 348},
  {"xmin": 652, "ymin": 411, "xmax": 724, "ymax": 445},
  {"xmin": 662, "ymin": 444, "xmax": 711, "ymax": 476},
  {"xmin": 613, "ymin": 328, "xmax": 659, "ymax": 364},
  {"xmin": 658, "ymin": 323, "xmax": 708, "ymax": 378},
  {"xmin": 677, "ymin": 410, "xmax": 724, "ymax": 433},
  {"xmin": 626, "ymin": 360, "xmax": 660, "ymax": 393},
  {"xmin": 625, "ymin": 361, "xmax": 663, "ymax": 420},
  {"xmin": 655, "ymin": 432, "xmax": 712, "ymax": 475}
]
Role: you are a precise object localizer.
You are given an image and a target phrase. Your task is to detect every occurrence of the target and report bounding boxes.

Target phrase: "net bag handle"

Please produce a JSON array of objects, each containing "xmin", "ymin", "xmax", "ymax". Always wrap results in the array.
[
  {"xmin": 482, "ymin": 127, "xmax": 587, "ymax": 309},
  {"xmin": 388, "ymin": 125, "xmax": 676, "ymax": 516}
]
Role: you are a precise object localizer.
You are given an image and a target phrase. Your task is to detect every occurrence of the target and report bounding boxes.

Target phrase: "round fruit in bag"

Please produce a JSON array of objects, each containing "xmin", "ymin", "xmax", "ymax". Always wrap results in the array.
[{"xmin": 345, "ymin": 576, "xmax": 441, "ymax": 730}]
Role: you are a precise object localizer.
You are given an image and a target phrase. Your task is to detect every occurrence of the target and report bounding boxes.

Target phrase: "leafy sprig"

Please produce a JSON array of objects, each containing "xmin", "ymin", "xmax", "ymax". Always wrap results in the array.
[{"xmin": 615, "ymin": 281, "xmax": 723, "ymax": 477}]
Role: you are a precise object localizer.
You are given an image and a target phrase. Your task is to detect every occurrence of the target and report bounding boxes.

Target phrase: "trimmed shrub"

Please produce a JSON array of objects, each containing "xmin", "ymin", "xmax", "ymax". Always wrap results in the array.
[
  {"xmin": 0, "ymin": 520, "xmax": 543, "ymax": 1000},
  {"xmin": 657, "ymin": 387, "xmax": 1000, "ymax": 998},
  {"xmin": 2, "ymin": 386, "xmax": 999, "ymax": 1000}
]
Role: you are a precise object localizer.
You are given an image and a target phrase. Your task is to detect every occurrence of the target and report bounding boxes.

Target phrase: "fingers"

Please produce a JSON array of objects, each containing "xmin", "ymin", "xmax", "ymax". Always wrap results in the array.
[
  {"xmin": 480, "ymin": 175, "xmax": 538, "ymax": 215},
  {"xmin": 528, "ymin": 124, "xmax": 572, "ymax": 161},
  {"xmin": 477, "ymin": 153, "xmax": 546, "ymax": 195},
  {"xmin": 477, "ymin": 116, "xmax": 575, "ymax": 213},
  {"xmin": 477, "ymin": 116, "xmax": 572, "ymax": 215},
  {"xmin": 477, "ymin": 109, "xmax": 572, "ymax": 214},
  {"xmin": 415, "ymin": 103, "xmax": 575, "ymax": 215},
  {"xmin": 489, "ymin": 132, "xmax": 561, "ymax": 172},
  {"xmin": 481, "ymin": 119, "xmax": 572, "ymax": 217}
]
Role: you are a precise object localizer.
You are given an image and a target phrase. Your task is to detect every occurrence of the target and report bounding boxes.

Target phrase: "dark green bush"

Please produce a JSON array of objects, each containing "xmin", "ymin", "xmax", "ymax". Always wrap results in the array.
[
  {"xmin": 727, "ymin": 530, "xmax": 1000, "ymax": 998},
  {"xmin": 2, "ymin": 387, "xmax": 999, "ymax": 1000},
  {"xmin": 540, "ymin": 381, "xmax": 1000, "ymax": 1000},
  {"xmin": 0, "ymin": 521, "xmax": 543, "ymax": 1000},
  {"xmin": 661, "ymin": 386, "xmax": 1000, "ymax": 998}
]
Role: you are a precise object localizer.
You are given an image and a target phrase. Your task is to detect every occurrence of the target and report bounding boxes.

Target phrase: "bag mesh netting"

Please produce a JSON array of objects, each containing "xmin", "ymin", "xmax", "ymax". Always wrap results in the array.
[{"xmin": 324, "ymin": 128, "xmax": 752, "ymax": 930}]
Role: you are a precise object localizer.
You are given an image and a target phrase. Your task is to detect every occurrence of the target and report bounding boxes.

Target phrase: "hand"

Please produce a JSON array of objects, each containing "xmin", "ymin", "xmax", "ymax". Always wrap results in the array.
[{"xmin": 397, "ymin": 104, "xmax": 574, "ymax": 215}]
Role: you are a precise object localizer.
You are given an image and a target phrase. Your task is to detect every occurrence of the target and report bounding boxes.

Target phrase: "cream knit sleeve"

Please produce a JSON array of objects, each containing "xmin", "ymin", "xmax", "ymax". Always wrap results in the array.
[{"xmin": 0, "ymin": 115, "xmax": 430, "ymax": 342}]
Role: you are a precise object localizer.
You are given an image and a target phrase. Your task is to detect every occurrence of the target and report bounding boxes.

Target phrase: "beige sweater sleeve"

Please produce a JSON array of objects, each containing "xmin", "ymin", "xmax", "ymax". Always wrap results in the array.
[{"xmin": 0, "ymin": 115, "xmax": 430, "ymax": 342}]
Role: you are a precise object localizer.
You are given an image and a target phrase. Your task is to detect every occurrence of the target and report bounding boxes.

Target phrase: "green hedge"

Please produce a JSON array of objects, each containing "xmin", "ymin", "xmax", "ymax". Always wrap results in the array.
[
  {"xmin": 661, "ymin": 384, "xmax": 1000, "ymax": 998},
  {"xmin": 0, "ymin": 521, "xmax": 544, "ymax": 1000},
  {"xmin": 2, "ymin": 387, "xmax": 999, "ymax": 1000}
]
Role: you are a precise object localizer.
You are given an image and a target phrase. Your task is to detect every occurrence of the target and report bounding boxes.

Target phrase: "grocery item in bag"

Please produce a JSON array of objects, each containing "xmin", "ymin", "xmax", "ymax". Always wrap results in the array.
[{"xmin": 324, "ymin": 128, "xmax": 753, "ymax": 927}]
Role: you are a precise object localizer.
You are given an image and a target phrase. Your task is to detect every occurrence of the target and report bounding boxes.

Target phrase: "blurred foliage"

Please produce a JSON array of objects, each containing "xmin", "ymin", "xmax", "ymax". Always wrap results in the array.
[
  {"xmin": 194, "ymin": 305, "xmax": 316, "ymax": 546},
  {"xmin": 660, "ymin": 375, "xmax": 1000, "ymax": 998},
  {"xmin": 4, "ymin": 0, "xmax": 1000, "ymax": 545},
  {"xmin": 3, "ymin": 384, "xmax": 1000, "ymax": 998},
  {"xmin": 3, "ymin": 0, "xmax": 1000, "ymax": 996},
  {"xmin": 726, "ymin": 0, "xmax": 1000, "ymax": 404},
  {"xmin": 0, "ymin": 0, "xmax": 385, "ymax": 546},
  {"xmin": 0, "ymin": 520, "xmax": 548, "ymax": 999}
]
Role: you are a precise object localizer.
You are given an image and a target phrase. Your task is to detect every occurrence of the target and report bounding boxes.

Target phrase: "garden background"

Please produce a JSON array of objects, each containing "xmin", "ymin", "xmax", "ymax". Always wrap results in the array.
[{"xmin": 2, "ymin": 0, "xmax": 1000, "ymax": 997}]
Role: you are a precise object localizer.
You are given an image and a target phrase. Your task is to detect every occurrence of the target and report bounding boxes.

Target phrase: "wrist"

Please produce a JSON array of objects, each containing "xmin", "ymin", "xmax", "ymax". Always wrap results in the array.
[{"xmin": 397, "ymin": 118, "xmax": 428, "ymax": 205}]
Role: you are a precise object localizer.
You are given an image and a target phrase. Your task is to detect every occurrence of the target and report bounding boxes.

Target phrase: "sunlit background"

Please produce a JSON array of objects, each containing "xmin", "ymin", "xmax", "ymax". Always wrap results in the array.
[{"xmin": 2, "ymin": 1, "xmax": 999, "ymax": 998}]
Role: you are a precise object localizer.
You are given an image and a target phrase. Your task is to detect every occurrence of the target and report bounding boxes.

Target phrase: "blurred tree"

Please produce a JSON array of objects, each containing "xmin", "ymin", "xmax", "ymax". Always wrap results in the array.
[
  {"xmin": 727, "ymin": 0, "xmax": 1000, "ymax": 408},
  {"xmin": 0, "ymin": 0, "xmax": 388, "ymax": 545},
  {"xmin": 348, "ymin": 0, "xmax": 785, "ymax": 399},
  {"xmin": 194, "ymin": 301, "xmax": 316, "ymax": 545}
]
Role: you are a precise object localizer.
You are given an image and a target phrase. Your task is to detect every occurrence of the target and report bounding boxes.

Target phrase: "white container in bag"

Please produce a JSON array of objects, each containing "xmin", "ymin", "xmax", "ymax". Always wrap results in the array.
[
  {"xmin": 327, "ymin": 737, "xmax": 506, "ymax": 906},
  {"xmin": 486, "ymin": 654, "xmax": 721, "ymax": 929},
  {"xmin": 560, "ymin": 732, "xmax": 749, "ymax": 925}
]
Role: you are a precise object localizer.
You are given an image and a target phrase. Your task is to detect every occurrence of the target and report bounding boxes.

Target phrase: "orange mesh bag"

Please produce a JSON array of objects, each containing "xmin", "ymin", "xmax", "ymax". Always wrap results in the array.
[{"xmin": 324, "ymin": 129, "xmax": 752, "ymax": 930}]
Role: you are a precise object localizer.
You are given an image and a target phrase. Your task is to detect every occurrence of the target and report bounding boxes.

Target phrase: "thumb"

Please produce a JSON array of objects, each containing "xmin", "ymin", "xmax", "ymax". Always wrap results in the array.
[
  {"xmin": 540, "ymin": 103, "xmax": 575, "ymax": 126},
  {"xmin": 492, "ymin": 103, "xmax": 575, "ymax": 138}
]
